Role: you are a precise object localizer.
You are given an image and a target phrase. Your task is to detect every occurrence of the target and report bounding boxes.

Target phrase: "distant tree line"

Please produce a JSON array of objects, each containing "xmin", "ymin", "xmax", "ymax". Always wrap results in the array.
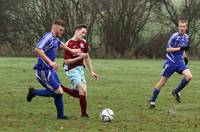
[{"xmin": 1, "ymin": 0, "xmax": 200, "ymax": 59}]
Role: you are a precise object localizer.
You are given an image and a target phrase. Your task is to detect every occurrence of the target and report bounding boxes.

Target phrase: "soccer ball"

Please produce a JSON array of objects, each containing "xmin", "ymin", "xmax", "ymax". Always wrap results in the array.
[{"xmin": 100, "ymin": 108, "xmax": 114, "ymax": 122}]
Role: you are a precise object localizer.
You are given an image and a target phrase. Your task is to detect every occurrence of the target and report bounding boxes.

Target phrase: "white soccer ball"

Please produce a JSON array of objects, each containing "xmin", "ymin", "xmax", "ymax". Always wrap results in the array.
[{"xmin": 100, "ymin": 108, "xmax": 114, "ymax": 122}]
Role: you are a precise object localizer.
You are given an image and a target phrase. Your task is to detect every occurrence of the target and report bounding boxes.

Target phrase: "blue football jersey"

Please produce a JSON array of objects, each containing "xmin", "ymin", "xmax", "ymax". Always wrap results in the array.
[
  {"xmin": 34, "ymin": 32, "xmax": 61, "ymax": 70},
  {"xmin": 166, "ymin": 32, "xmax": 189, "ymax": 63}
]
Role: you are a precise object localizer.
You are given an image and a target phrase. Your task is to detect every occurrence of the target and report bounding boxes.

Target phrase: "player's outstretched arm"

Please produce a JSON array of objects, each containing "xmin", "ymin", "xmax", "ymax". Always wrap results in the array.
[
  {"xmin": 60, "ymin": 42, "xmax": 81, "ymax": 54},
  {"xmin": 85, "ymin": 53, "xmax": 100, "ymax": 80},
  {"xmin": 64, "ymin": 53, "xmax": 88, "ymax": 65},
  {"xmin": 166, "ymin": 45, "xmax": 189, "ymax": 52},
  {"xmin": 166, "ymin": 47, "xmax": 181, "ymax": 52},
  {"xmin": 34, "ymin": 48, "xmax": 58, "ymax": 70}
]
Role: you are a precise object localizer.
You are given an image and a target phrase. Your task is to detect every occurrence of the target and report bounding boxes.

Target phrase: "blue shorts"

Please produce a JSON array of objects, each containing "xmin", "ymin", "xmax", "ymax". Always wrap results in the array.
[
  {"xmin": 64, "ymin": 66, "xmax": 87, "ymax": 90},
  {"xmin": 35, "ymin": 69, "xmax": 61, "ymax": 91},
  {"xmin": 161, "ymin": 60, "xmax": 188, "ymax": 77}
]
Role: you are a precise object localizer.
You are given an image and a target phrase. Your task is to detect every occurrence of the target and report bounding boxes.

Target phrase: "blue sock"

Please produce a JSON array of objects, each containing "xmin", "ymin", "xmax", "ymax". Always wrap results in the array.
[
  {"xmin": 175, "ymin": 78, "xmax": 189, "ymax": 93},
  {"xmin": 54, "ymin": 95, "xmax": 64, "ymax": 119},
  {"xmin": 151, "ymin": 88, "xmax": 160, "ymax": 102},
  {"xmin": 33, "ymin": 89, "xmax": 58, "ymax": 97}
]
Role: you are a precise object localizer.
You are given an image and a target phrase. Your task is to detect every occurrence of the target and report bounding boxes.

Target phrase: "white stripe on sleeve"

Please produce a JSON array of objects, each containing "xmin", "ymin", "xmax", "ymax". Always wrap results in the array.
[
  {"xmin": 167, "ymin": 32, "xmax": 179, "ymax": 48},
  {"xmin": 37, "ymin": 33, "xmax": 53, "ymax": 49}
]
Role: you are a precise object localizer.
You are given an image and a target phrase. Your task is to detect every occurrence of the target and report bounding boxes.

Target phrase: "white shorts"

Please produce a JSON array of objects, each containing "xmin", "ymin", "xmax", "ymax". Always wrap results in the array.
[{"xmin": 64, "ymin": 66, "xmax": 87, "ymax": 90}]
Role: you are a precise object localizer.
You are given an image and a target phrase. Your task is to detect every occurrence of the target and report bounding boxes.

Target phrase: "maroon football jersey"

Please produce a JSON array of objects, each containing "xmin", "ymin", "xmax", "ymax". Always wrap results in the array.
[{"xmin": 64, "ymin": 39, "xmax": 89, "ymax": 70}]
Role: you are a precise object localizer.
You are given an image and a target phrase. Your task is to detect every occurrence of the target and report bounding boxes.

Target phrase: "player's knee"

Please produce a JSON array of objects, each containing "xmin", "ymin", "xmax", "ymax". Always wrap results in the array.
[
  {"xmin": 55, "ymin": 91, "xmax": 63, "ymax": 95},
  {"xmin": 79, "ymin": 88, "xmax": 85, "ymax": 95},
  {"xmin": 58, "ymin": 91, "xmax": 64, "ymax": 95},
  {"xmin": 78, "ymin": 87, "xmax": 87, "ymax": 96},
  {"xmin": 186, "ymin": 75, "xmax": 192, "ymax": 81},
  {"xmin": 54, "ymin": 87, "xmax": 64, "ymax": 95},
  {"xmin": 79, "ymin": 89, "xmax": 84, "ymax": 95},
  {"xmin": 77, "ymin": 83, "xmax": 87, "ymax": 95},
  {"xmin": 83, "ymin": 90, "xmax": 87, "ymax": 96}
]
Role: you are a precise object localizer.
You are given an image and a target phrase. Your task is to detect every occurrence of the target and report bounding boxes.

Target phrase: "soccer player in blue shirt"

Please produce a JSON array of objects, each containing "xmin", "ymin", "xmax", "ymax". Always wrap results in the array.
[
  {"xmin": 149, "ymin": 19, "xmax": 192, "ymax": 108},
  {"xmin": 26, "ymin": 19, "xmax": 81, "ymax": 119}
]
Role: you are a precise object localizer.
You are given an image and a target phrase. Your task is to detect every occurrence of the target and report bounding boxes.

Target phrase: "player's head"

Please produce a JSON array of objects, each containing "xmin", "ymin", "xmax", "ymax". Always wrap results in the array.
[
  {"xmin": 52, "ymin": 19, "xmax": 65, "ymax": 38},
  {"xmin": 178, "ymin": 19, "xmax": 187, "ymax": 35},
  {"xmin": 74, "ymin": 24, "xmax": 87, "ymax": 41}
]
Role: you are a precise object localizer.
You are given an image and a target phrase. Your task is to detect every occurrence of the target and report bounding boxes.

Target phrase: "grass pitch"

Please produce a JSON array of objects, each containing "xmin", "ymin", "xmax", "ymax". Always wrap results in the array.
[{"xmin": 0, "ymin": 57, "xmax": 200, "ymax": 131}]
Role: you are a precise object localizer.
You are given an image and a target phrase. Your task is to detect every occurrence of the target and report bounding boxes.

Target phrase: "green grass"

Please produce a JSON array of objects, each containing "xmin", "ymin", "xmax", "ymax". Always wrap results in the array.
[{"xmin": 0, "ymin": 57, "xmax": 200, "ymax": 131}]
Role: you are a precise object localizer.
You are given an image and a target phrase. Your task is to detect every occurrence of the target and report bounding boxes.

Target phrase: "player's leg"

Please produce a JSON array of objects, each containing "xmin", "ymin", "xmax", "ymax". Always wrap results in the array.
[
  {"xmin": 52, "ymin": 70, "xmax": 64, "ymax": 94},
  {"xmin": 76, "ymin": 68, "xmax": 88, "ymax": 117},
  {"xmin": 61, "ymin": 85, "xmax": 79, "ymax": 98},
  {"xmin": 149, "ymin": 61, "xmax": 175, "ymax": 108},
  {"xmin": 77, "ymin": 82, "xmax": 88, "ymax": 118},
  {"xmin": 27, "ymin": 70, "xmax": 67, "ymax": 119},
  {"xmin": 27, "ymin": 88, "xmax": 66, "ymax": 119},
  {"xmin": 175, "ymin": 68, "xmax": 192, "ymax": 93},
  {"xmin": 172, "ymin": 67, "xmax": 192, "ymax": 103},
  {"xmin": 62, "ymin": 69, "xmax": 80, "ymax": 98},
  {"xmin": 53, "ymin": 88, "xmax": 66, "ymax": 119},
  {"xmin": 31, "ymin": 85, "xmax": 66, "ymax": 119},
  {"xmin": 149, "ymin": 76, "xmax": 168, "ymax": 108},
  {"xmin": 27, "ymin": 70, "xmax": 59, "ymax": 101},
  {"xmin": 70, "ymin": 66, "xmax": 88, "ymax": 117},
  {"xmin": 33, "ymin": 85, "xmax": 67, "ymax": 119},
  {"xmin": 49, "ymin": 70, "xmax": 68, "ymax": 119},
  {"xmin": 62, "ymin": 82, "xmax": 88, "ymax": 117},
  {"xmin": 63, "ymin": 66, "xmax": 88, "ymax": 117}
]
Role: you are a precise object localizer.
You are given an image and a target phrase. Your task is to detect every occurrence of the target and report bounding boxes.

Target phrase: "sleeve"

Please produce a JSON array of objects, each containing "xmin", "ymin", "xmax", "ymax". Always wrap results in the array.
[
  {"xmin": 166, "ymin": 35, "xmax": 178, "ymax": 48},
  {"xmin": 36, "ymin": 33, "xmax": 52, "ymax": 49}
]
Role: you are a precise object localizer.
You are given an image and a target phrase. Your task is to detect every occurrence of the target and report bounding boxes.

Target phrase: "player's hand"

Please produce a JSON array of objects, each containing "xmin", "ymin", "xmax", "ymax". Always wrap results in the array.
[
  {"xmin": 184, "ymin": 57, "xmax": 188, "ymax": 65},
  {"xmin": 71, "ymin": 49, "xmax": 82, "ymax": 56},
  {"xmin": 91, "ymin": 71, "xmax": 100, "ymax": 80},
  {"xmin": 49, "ymin": 61, "xmax": 58, "ymax": 70},
  {"xmin": 180, "ymin": 46, "xmax": 190, "ymax": 51},
  {"xmin": 79, "ymin": 53, "xmax": 88, "ymax": 58},
  {"xmin": 72, "ymin": 52, "xmax": 88, "ymax": 59}
]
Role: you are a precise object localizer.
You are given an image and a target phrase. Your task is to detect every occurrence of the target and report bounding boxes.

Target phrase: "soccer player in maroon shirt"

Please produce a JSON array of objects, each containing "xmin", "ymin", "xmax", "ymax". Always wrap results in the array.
[{"xmin": 62, "ymin": 24, "xmax": 99, "ymax": 118}]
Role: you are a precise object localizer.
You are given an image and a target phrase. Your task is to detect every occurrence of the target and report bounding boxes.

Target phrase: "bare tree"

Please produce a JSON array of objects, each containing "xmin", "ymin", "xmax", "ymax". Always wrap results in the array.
[
  {"xmin": 92, "ymin": 0, "xmax": 153, "ymax": 57},
  {"xmin": 0, "ymin": 0, "xmax": 20, "ymax": 42},
  {"xmin": 5, "ymin": 0, "xmax": 98, "ymax": 55},
  {"xmin": 66, "ymin": 0, "xmax": 99, "ymax": 52},
  {"xmin": 4, "ymin": 0, "xmax": 200, "ymax": 58}
]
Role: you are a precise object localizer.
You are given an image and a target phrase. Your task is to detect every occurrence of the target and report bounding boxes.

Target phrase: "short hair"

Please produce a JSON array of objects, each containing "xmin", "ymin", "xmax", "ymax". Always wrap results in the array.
[
  {"xmin": 178, "ymin": 18, "xmax": 187, "ymax": 25},
  {"xmin": 53, "ymin": 19, "xmax": 65, "ymax": 27},
  {"xmin": 74, "ymin": 24, "xmax": 87, "ymax": 31}
]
